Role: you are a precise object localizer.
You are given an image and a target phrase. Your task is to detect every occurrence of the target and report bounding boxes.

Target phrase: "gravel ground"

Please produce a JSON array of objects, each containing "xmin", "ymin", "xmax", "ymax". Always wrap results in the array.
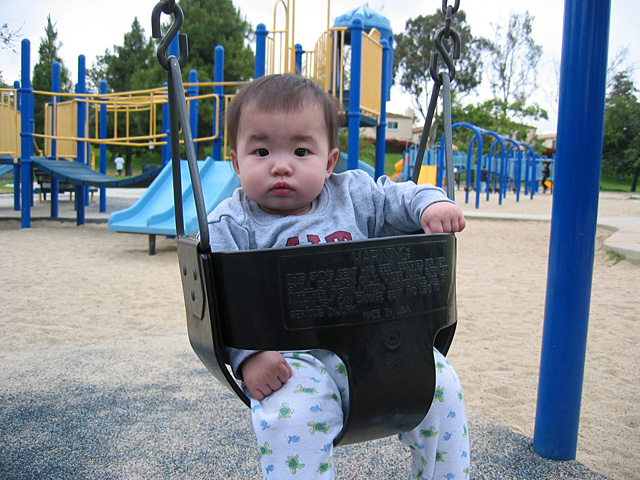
[{"xmin": 0, "ymin": 333, "xmax": 611, "ymax": 479}]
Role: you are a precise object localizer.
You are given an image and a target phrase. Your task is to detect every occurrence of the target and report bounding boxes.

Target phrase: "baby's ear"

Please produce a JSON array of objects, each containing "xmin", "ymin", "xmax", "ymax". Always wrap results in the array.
[
  {"xmin": 325, "ymin": 148, "xmax": 340, "ymax": 178},
  {"xmin": 230, "ymin": 150, "xmax": 241, "ymax": 176}
]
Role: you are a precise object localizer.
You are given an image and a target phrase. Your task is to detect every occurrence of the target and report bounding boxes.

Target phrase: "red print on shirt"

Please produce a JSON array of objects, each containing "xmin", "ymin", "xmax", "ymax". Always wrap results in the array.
[{"xmin": 285, "ymin": 231, "xmax": 352, "ymax": 246}]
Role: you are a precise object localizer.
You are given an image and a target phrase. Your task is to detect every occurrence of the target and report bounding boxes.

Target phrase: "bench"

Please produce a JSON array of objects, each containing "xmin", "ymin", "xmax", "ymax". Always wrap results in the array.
[{"xmin": 35, "ymin": 170, "xmax": 96, "ymax": 203}]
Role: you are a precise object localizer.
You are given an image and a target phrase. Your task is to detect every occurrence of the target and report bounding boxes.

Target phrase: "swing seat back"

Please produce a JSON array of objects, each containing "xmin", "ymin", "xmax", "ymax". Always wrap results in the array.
[{"xmin": 178, "ymin": 232, "xmax": 457, "ymax": 446}]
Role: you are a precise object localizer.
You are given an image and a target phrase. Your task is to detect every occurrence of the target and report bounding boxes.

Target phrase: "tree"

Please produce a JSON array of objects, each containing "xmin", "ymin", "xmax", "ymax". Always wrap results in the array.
[
  {"xmin": 31, "ymin": 15, "xmax": 72, "ymax": 138},
  {"xmin": 89, "ymin": 17, "xmax": 156, "ymax": 94},
  {"xmin": 393, "ymin": 10, "xmax": 487, "ymax": 122},
  {"xmin": 179, "ymin": 0, "xmax": 254, "ymax": 84},
  {"xmin": 602, "ymin": 72, "xmax": 640, "ymax": 191},
  {"xmin": 178, "ymin": 0, "xmax": 254, "ymax": 156},
  {"xmin": 88, "ymin": 17, "xmax": 157, "ymax": 175},
  {"xmin": 1, "ymin": 21, "xmax": 21, "ymax": 86},
  {"xmin": 485, "ymin": 12, "xmax": 546, "ymax": 123}
]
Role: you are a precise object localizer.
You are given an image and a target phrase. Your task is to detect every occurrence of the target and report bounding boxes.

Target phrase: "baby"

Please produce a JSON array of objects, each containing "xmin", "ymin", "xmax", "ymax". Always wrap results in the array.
[{"xmin": 207, "ymin": 74, "xmax": 469, "ymax": 479}]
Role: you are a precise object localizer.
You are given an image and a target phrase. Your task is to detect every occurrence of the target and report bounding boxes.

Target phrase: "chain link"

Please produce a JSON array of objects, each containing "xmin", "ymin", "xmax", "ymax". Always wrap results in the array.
[{"xmin": 442, "ymin": 0, "xmax": 460, "ymax": 37}]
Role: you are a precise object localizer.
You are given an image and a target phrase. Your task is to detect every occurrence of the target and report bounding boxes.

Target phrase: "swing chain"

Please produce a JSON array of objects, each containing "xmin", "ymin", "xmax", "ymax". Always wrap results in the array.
[
  {"xmin": 152, "ymin": 0, "xmax": 189, "ymax": 71},
  {"xmin": 412, "ymin": 0, "xmax": 462, "ymax": 200},
  {"xmin": 442, "ymin": 0, "xmax": 460, "ymax": 38}
]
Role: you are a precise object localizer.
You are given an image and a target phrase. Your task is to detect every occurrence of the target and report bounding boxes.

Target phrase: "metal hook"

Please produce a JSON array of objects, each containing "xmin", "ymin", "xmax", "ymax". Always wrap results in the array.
[
  {"xmin": 152, "ymin": 0, "xmax": 188, "ymax": 71},
  {"xmin": 430, "ymin": 26, "xmax": 460, "ymax": 84}
]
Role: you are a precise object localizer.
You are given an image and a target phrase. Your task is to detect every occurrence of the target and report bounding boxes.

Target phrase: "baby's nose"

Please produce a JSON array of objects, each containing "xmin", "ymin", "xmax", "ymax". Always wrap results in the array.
[{"xmin": 271, "ymin": 156, "xmax": 293, "ymax": 176}]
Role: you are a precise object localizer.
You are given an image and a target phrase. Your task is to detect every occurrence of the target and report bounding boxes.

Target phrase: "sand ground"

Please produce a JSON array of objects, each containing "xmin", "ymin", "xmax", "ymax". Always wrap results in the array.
[{"xmin": 1, "ymin": 188, "xmax": 639, "ymax": 479}]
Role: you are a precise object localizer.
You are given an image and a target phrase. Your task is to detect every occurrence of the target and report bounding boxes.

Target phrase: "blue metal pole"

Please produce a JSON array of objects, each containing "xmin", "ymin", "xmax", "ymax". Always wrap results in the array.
[
  {"xmin": 347, "ymin": 18, "xmax": 363, "ymax": 171},
  {"xmin": 188, "ymin": 69, "xmax": 199, "ymax": 151},
  {"xmin": 99, "ymin": 79, "xmax": 108, "ymax": 212},
  {"xmin": 75, "ymin": 55, "xmax": 87, "ymax": 225},
  {"xmin": 294, "ymin": 43, "xmax": 303, "ymax": 75},
  {"xmin": 162, "ymin": 35, "xmax": 180, "ymax": 167},
  {"xmin": 374, "ymin": 39, "xmax": 389, "ymax": 180},
  {"xmin": 13, "ymin": 80, "xmax": 20, "ymax": 211},
  {"xmin": 19, "ymin": 39, "xmax": 34, "ymax": 228},
  {"xmin": 50, "ymin": 61, "xmax": 61, "ymax": 218},
  {"xmin": 533, "ymin": 0, "xmax": 611, "ymax": 461},
  {"xmin": 254, "ymin": 24, "xmax": 267, "ymax": 78},
  {"xmin": 213, "ymin": 45, "xmax": 224, "ymax": 161}
]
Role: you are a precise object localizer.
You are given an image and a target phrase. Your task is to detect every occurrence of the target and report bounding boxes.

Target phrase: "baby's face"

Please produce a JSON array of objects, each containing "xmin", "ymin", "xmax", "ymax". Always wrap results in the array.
[{"xmin": 231, "ymin": 101, "xmax": 339, "ymax": 216}]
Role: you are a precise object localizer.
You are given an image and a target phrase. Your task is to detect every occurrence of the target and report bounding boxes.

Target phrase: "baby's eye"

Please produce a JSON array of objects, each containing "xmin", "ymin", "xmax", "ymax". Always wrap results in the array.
[
  {"xmin": 294, "ymin": 148, "xmax": 308, "ymax": 157},
  {"xmin": 255, "ymin": 148, "xmax": 269, "ymax": 157}
]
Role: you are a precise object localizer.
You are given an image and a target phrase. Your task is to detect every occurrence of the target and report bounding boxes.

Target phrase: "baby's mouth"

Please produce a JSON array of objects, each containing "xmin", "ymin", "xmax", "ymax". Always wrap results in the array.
[{"xmin": 271, "ymin": 182, "xmax": 293, "ymax": 196}]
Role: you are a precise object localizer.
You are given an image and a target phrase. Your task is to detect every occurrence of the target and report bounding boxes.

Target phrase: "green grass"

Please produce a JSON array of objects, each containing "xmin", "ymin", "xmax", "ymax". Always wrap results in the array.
[
  {"xmin": 599, "ymin": 173, "xmax": 634, "ymax": 192},
  {"xmin": 360, "ymin": 153, "xmax": 403, "ymax": 177}
]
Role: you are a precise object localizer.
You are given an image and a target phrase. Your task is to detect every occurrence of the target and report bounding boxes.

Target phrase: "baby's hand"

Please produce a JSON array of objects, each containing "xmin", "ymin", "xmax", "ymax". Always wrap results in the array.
[
  {"xmin": 421, "ymin": 202, "xmax": 466, "ymax": 234},
  {"xmin": 241, "ymin": 351, "xmax": 293, "ymax": 400}
]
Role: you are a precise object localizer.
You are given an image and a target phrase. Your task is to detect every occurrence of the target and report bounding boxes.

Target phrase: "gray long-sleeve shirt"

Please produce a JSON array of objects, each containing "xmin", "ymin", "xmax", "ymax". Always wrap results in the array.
[{"xmin": 206, "ymin": 169, "xmax": 453, "ymax": 377}]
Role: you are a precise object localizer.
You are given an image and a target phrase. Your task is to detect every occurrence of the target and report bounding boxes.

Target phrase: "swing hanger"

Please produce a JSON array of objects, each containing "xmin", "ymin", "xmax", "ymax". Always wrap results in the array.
[
  {"xmin": 152, "ymin": 0, "xmax": 189, "ymax": 71},
  {"xmin": 430, "ymin": 1, "xmax": 461, "ymax": 86}
]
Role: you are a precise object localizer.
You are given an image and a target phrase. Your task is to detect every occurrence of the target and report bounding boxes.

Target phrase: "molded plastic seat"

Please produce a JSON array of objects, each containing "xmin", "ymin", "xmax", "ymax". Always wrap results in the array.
[{"xmin": 178, "ymin": 232, "xmax": 457, "ymax": 446}]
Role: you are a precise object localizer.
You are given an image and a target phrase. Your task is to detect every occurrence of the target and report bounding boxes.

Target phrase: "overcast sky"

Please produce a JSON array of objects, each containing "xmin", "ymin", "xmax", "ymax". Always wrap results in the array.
[{"xmin": 2, "ymin": 0, "xmax": 639, "ymax": 134}]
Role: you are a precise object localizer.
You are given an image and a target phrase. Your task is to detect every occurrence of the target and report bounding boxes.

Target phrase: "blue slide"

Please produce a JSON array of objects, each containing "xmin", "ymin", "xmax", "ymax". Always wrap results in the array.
[
  {"xmin": 108, "ymin": 157, "xmax": 240, "ymax": 236},
  {"xmin": 335, "ymin": 152, "xmax": 375, "ymax": 178},
  {"xmin": 0, "ymin": 164, "xmax": 14, "ymax": 180}
]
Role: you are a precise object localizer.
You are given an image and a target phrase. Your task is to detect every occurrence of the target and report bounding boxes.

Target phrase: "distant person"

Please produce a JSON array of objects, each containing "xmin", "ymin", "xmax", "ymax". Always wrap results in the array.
[
  {"xmin": 114, "ymin": 156, "xmax": 125, "ymax": 177},
  {"xmin": 541, "ymin": 161, "xmax": 551, "ymax": 193},
  {"xmin": 480, "ymin": 165, "xmax": 488, "ymax": 193}
]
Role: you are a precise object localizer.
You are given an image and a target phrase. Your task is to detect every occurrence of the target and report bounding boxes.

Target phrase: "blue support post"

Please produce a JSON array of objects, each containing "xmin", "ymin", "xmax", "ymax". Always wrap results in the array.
[
  {"xmin": 188, "ymin": 69, "xmax": 199, "ymax": 148},
  {"xmin": 19, "ymin": 39, "xmax": 34, "ymax": 228},
  {"xmin": 75, "ymin": 55, "xmax": 87, "ymax": 225},
  {"xmin": 294, "ymin": 44, "xmax": 303, "ymax": 75},
  {"xmin": 213, "ymin": 45, "xmax": 224, "ymax": 160},
  {"xmin": 99, "ymin": 80, "xmax": 108, "ymax": 212},
  {"xmin": 255, "ymin": 24, "xmax": 267, "ymax": 78},
  {"xmin": 374, "ymin": 40, "xmax": 389, "ymax": 180},
  {"xmin": 533, "ymin": 0, "xmax": 611, "ymax": 461},
  {"xmin": 162, "ymin": 36, "xmax": 180, "ymax": 166},
  {"xmin": 50, "ymin": 61, "xmax": 61, "ymax": 218},
  {"xmin": 347, "ymin": 18, "xmax": 363, "ymax": 171},
  {"xmin": 13, "ymin": 80, "xmax": 20, "ymax": 211}
]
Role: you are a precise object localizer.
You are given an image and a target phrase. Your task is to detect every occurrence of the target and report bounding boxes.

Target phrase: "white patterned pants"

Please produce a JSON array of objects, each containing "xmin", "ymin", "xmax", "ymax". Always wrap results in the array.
[{"xmin": 247, "ymin": 348, "xmax": 470, "ymax": 479}]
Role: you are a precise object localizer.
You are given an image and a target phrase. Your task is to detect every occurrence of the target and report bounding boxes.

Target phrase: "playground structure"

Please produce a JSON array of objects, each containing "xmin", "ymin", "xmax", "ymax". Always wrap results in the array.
[
  {"xmin": 0, "ymin": 1, "xmax": 394, "ymax": 232},
  {"xmin": 396, "ymin": 124, "xmax": 554, "ymax": 209}
]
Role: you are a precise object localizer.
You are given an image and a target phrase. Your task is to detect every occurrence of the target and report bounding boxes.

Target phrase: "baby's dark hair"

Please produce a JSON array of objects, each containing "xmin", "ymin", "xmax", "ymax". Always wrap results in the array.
[{"xmin": 226, "ymin": 74, "xmax": 342, "ymax": 151}]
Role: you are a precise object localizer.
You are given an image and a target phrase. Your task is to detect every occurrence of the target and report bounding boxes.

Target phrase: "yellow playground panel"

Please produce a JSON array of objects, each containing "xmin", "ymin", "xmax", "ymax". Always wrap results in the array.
[
  {"xmin": 265, "ymin": 0, "xmax": 383, "ymax": 122},
  {"xmin": 360, "ymin": 27, "xmax": 382, "ymax": 121},
  {"xmin": 307, "ymin": 27, "xmax": 347, "ymax": 104},
  {"xmin": 0, "ymin": 88, "xmax": 20, "ymax": 158},
  {"xmin": 44, "ymin": 99, "xmax": 81, "ymax": 159}
]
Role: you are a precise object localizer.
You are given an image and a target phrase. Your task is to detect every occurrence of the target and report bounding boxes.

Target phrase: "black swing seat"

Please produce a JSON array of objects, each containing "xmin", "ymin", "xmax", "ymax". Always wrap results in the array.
[{"xmin": 178, "ymin": 232, "xmax": 457, "ymax": 446}]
